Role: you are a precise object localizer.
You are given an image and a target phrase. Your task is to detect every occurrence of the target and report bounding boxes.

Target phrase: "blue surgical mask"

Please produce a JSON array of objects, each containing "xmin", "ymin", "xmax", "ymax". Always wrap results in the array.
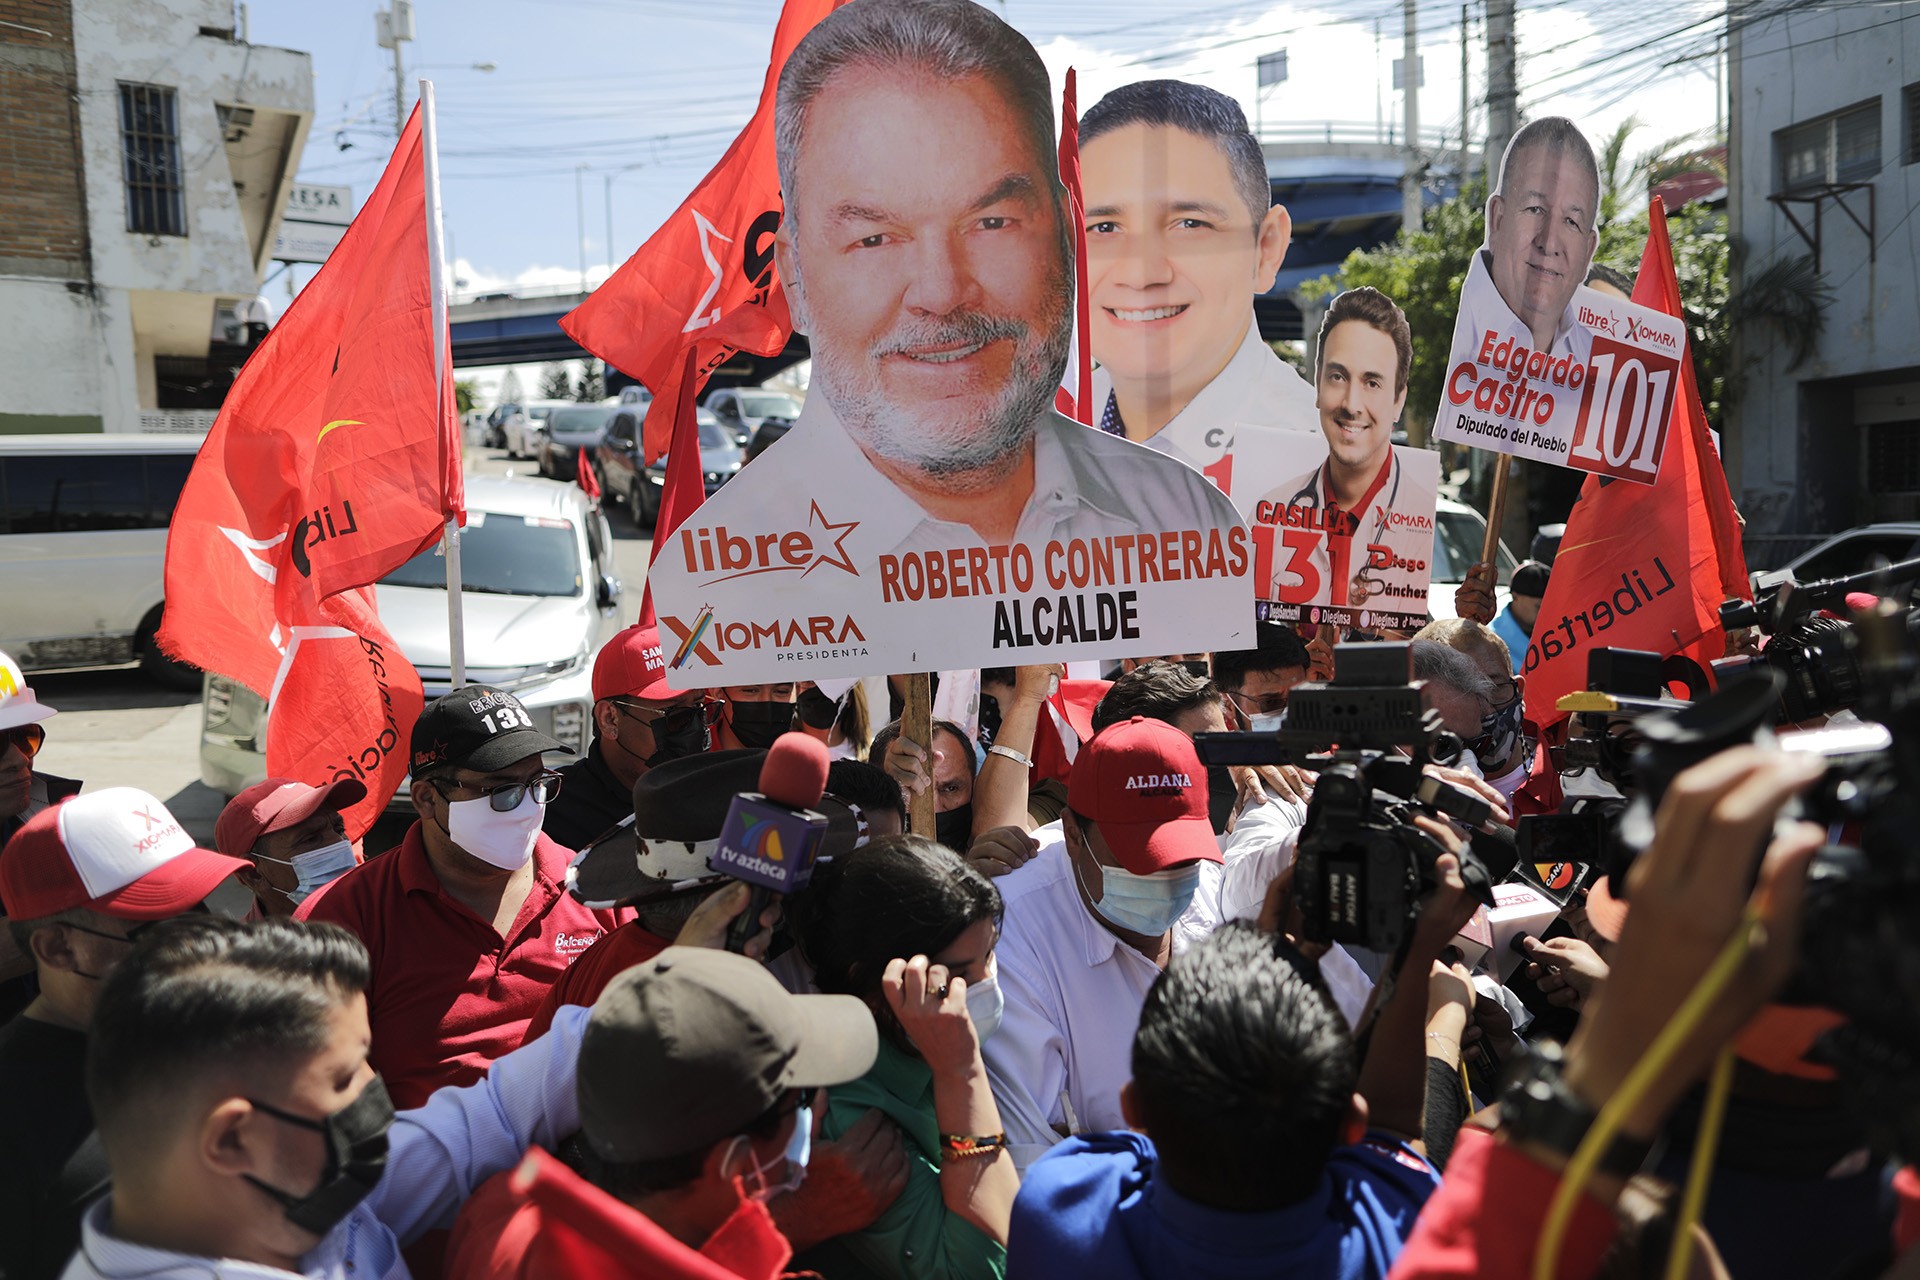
[
  {"xmin": 256, "ymin": 839, "xmax": 358, "ymax": 906},
  {"xmin": 965, "ymin": 973, "xmax": 1004, "ymax": 1042},
  {"xmin": 1073, "ymin": 843, "xmax": 1201, "ymax": 936}
]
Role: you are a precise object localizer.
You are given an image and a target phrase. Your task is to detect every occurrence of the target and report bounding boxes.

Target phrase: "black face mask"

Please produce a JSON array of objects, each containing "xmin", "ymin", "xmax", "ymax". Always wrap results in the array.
[
  {"xmin": 1206, "ymin": 766, "xmax": 1238, "ymax": 836},
  {"xmin": 645, "ymin": 713, "xmax": 711, "ymax": 767},
  {"xmin": 935, "ymin": 803, "xmax": 975, "ymax": 851},
  {"xmin": 794, "ymin": 685, "xmax": 840, "ymax": 731},
  {"xmin": 1179, "ymin": 659, "xmax": 1211, "ymax": 681},
  {"xmin": 727, "ymin": 701, "xmax": 793, "ymax": 750},
  {"xmin": 244, "ymin": 1076, "xmax": 394, "ymax": 1237}
]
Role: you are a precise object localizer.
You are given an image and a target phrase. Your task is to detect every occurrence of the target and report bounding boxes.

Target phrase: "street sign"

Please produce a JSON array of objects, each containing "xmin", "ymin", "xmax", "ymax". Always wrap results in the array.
[
  {"xmin": 274, "ymin": 183, "xmax": 353, "ymax": 264},
  {"xmin": 1257, "ymin": 50, "xmax": 1288, "ymax": 88},
  {"xmin": 1392, "ymin": 56, "xmax": 1425, "ymax": 90}
]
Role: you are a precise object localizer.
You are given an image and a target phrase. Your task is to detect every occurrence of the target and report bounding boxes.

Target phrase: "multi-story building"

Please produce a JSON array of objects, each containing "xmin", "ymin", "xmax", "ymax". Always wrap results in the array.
[
  {"xmin": 1727, "ymin": 0, "xmax": 1920, "ymax": 564},
  {"xmin": 0, "ymin": 0, "xmax": 311, "ymax": 435}
]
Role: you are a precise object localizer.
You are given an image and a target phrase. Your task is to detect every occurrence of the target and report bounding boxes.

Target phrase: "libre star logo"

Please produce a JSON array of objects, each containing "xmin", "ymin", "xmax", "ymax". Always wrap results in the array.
[
  {"xmin": 317, "ymin": 419, "xmax": 363, "ymax": 445},
  {"xmin": 803, "ymin": 501, "xmax": 859, "ymax": 578},
  {"xmin": 682, "ymin": 210, "xmax": 732, "ymax": 334}
]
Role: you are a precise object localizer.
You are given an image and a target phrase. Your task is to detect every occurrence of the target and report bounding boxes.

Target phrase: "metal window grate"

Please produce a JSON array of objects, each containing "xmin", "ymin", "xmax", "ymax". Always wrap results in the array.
[
  {"xmin": 119, "ymin": 83, "xmax": 185, "ymax": 236},
  {"xmin": 1906, "ymin": 84, "xmax": 1919, "ymax": 166},
  {"xmin": 1867, "ymin": 421, "xmax": 1920, "ymax": 494},
  {"xmin": 1775, "ymin": 99, "xmax": 1881, "ymax": 192}
]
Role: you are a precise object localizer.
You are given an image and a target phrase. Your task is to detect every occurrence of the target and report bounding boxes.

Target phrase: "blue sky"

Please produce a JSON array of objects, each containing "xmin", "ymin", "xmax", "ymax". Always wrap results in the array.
[{"xmin": 247, "ymin": 0, "xmax": 1724, "ymax": 395}]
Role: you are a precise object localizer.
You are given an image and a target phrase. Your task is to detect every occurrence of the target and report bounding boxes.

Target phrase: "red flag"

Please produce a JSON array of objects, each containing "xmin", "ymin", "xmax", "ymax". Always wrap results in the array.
[
  {"xmin": 561, "ymin": 0, "xmax": 842, "ymax": 463},
  {"xmin": 158, "ymin": 105, "xmax": 456, "ymax": 836},
  {"xmin": 577, "ymin": 447, "xmax": 601, "ymax": 503},
  {"xmin": 1054, "ymin": 68, "xmax": 1094, "ymax": 426},
  {"xmin": 635, "ymin": 349, "xmax": 707, "ymax": 629},
  {"xmin": 1521, "ymin": 198, "xmax": 1749, "ymax": 727}
]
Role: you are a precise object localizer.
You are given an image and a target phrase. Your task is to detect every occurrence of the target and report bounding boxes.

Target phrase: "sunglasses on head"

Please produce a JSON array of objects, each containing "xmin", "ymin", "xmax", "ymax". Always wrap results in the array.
[{"xmin": 3, "ymin": 724, "xmax": 45, "ymax": 760}]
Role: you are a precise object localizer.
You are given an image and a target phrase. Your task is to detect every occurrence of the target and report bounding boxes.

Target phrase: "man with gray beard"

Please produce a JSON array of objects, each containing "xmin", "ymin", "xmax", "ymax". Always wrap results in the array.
[{"xmin": 701, "ymin": 0, "xmax": 1237, "ymax": 553}]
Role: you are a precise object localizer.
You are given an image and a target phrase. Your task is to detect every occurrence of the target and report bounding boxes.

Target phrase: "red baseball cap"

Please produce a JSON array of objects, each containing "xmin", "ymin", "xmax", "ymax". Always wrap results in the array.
[
  {"xmin": 214, "ymin": 777, "xmax": 367, "ymax": 859},
  {"xmin": 593, "ymin": 625, "xmax": 689, "ymax": 703},
  {"xmin": 1067, "ymin": 717, "xmax": 1222, "ymax": 874},
  {"xmin": 0, "ymin": 788, "xmax": 253, "ymax": 921}
]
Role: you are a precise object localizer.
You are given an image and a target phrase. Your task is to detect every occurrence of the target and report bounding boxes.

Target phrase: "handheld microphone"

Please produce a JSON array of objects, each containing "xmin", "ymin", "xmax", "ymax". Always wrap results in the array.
[{"xmin": 709, "ymin": 732, "xmax": 832, "ymax": 953}]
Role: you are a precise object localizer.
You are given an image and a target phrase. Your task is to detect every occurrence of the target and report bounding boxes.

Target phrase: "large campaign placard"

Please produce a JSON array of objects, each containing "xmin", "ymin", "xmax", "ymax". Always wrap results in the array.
[
  {"xmin": 1430, "ymin": 118, "xmax": 1690, "ymax": 485},
  {"xmin": 648, "ymin": 1, "xmax": 1252, "ymax": 683}
]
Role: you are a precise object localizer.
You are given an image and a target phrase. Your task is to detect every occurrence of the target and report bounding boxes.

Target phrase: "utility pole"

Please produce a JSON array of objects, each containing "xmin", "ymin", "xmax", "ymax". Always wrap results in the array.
[
  {"xmin": 575, "ymin": 164, "xmax": 588, "ymax": 293},
  {"xmin": 1485, "ymin": 0, "xmax": 1517, "ymax": 185},
  {"xmin": 375, "ymin": 1, "xmax": 415, "ymax": 138},
  {"xmin": 1401, "ymin": 0, "xmax": 1422, "ymax": 233},
  {"xmin": 1460, "ymin": 4, "xmax": 1472, "ymax": 183}
]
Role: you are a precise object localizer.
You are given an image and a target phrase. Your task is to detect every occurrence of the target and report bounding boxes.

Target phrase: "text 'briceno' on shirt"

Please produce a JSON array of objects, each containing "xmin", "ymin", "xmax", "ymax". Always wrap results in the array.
[{"xmin": 876, "ymin": 529, "xmax": 1251, "ymax": 650}]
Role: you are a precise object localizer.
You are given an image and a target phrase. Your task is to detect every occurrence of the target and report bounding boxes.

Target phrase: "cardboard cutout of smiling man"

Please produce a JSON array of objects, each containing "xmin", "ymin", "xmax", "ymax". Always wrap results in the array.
[
  {"xmin": 1080, "ymin": 79, "xmax": 1319, "ymax": 492},
  {"xmin": 649, "ymin": 0, "xmax": 1252, "ymax": 683}
]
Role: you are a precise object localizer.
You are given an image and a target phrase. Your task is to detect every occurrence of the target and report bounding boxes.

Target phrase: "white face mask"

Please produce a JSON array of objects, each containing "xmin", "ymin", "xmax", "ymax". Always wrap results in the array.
[
  {"xmin": 725, "ymin": 1104, "xmax": 811, "ymax": 1203},
  {"xmin": 1485, "ymin": 758, "xmax": 1531, "ymax": 801},
  {"xmin": 965, "ymin": 972, "xmax": 1004, "ymax": 1042},
  {"xmin": 255, "ymin": 838, "xmax": 358, "ymax": 906},
  {"xmin": 1248, "ymin": 711, "xmax": 1287, "ymax": 733},
  {"xmin": 445, "ymin": 790, "xmax": 544, "ymax": 870}
]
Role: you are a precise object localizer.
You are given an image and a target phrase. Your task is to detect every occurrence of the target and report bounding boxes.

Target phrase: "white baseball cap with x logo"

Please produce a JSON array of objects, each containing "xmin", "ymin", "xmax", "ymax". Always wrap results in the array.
[{"xmin": 0, "ymin": 787, "xmax": 251, "ymax": 920}]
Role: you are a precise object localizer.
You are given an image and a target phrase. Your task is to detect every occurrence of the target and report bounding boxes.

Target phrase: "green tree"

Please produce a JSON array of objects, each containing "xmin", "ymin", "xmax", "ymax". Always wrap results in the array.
[
  {"xmin": 575, "ymin": 360, "xmax": 605, "ymax": 402},
  {"xmin": 454, "ymin": 379, "xmax": 476, "ymax": 415},
  {"xmin": 538, "ymin": 362, "xmax": 574, "ymax": 401}
]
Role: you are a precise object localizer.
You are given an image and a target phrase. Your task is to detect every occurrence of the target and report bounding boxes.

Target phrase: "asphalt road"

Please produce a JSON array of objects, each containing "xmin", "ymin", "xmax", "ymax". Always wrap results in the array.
[{"xmin": 31, "ymin": 443, "xmax": 654, "ymax": 849}]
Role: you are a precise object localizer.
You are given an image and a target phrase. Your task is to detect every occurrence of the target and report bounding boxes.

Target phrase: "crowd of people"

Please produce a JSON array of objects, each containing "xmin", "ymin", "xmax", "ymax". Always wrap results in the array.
[{"xmin": 2, "ymin": 588, "xmax": 1913, "ymax": 1280}]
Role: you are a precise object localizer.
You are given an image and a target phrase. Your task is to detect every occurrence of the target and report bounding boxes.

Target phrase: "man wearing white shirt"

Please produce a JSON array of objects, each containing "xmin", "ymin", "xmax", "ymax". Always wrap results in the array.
[
  {"xmin": 62, "ymin": 916, "xmax": 589, "ymax": 1280},
  {"xmin": 1080, "ymin": 79, "xmax": 1318, "ymax": 484},
  {"xmin": 984, "ymin": 717, "xmax": 1223, "ymax": 1171},
  {"xmin": 1457, "ymin": 116, "xmax": 1601, "ymax": 362}
]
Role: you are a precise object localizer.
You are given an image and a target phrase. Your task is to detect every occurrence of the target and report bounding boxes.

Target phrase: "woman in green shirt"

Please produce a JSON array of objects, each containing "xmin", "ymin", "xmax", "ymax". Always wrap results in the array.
[{"xmin": 789, "ymin": 835, "xmax": 1018, "ymax": 1280}]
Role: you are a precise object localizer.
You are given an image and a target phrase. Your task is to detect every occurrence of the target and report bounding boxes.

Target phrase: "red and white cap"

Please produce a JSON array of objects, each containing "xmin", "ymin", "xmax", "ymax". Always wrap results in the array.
[
  {"xmin": 1067, "ymin": 717, "xmax": 1222, "ymax": 874},
  {"xmin": 0, "ymin": 787, "xmax": 252, "ymax": 921},
  {"xmin": 592, "ymin": 624, "xmax": 689, "ymax": 703},
  {"xmin": 214, "ymin": 777, "xmax": 367, "ymax": 859},
  {"xmin": 0, "ymin": 652, "xmax": 56, "ymax": 733}
]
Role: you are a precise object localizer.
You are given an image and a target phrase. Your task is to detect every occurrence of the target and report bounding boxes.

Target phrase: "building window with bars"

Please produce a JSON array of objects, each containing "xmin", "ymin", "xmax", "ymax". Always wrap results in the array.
[
  {"xmin": 1905, "ymin": 83, "xmax": 1919, "ymax": 166},
  {"xmin": 1774, "ymin": 99, "xmax": 1881, "ymax": 192},
  {"xmin": 119, "ymin": 83, "xmax": 185, "ymax": 236}
]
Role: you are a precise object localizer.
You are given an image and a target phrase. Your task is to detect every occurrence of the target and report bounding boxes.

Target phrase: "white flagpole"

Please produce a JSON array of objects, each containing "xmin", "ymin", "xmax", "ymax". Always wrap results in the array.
[{"xmin": 420, "ymin": 77, "xmax": 465, "ymax": 688}]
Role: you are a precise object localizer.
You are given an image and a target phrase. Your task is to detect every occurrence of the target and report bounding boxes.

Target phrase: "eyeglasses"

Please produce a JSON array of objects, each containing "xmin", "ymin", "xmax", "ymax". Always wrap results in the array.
[
  {"xmin": 3, "ymin": 724, "xmax": 45, "ymax": 760},
  {"xmin": 434, "ymin": 769, "xmax": 564, "ymax": 812},
  {"xmin": 63, "ymin": 918, "xmax": 163, "ymax": 946},
  {"xmin": 1226, "ymin": 689, "xmax": 1289, "ymax": 719},
  {"xmin": 1487, "ymin": 676, "xmax": 1520, "ymax": 709},
  {"xmin": 613, "ymin": 699, "xmax": 722, "ymax": 736}
]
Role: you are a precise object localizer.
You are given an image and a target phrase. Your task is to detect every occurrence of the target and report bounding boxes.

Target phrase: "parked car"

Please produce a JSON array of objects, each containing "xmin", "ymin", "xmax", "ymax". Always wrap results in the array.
[
  {"xmin": 504, "ymin": 399, "xmax": 571, "ymax": 460},
  {"xmin": 745, "ymin": 415, "xmax": 795, "ymax": 463},
  {"xmin": 596, "ymin": 405, "xmax": 742, "ymax": 529},
  {"xmin": 1425, "ymin": 496, "xmax": 1518, "ymax": 622},
  {"xmin": 705, "ymin": 388, "xmax": 803, "ymax": 446},
  {"xmin": 0, "ymin": 433, "xmax": 205, "ymax": 689},
  {"xmin": 538, "ymin": 404, "xmax": 617, "ymax": 480},
  {"xmin": 1754, "ymin": 523, "xmax": 1920, "ymax": 605},
  {"xmin": 484, "ymin": 401, "xmax": 521, "ymax": 449},
  {"xmin": 200, "ymin": 475, "xmax": 623, "ymax": 803}
]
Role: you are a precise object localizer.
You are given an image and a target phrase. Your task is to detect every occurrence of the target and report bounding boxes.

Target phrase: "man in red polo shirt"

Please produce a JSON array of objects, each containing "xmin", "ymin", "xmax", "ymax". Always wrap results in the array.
[{"xmin": 298, "ymin": 685, "xmax": 630, "ymax": 1109}]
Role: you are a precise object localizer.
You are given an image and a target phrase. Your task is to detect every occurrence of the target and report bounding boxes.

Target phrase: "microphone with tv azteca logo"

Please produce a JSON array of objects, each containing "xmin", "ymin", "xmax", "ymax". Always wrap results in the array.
[{"xmin": 708, "ymin": 732, "xmax": 833, "ymax": 954}]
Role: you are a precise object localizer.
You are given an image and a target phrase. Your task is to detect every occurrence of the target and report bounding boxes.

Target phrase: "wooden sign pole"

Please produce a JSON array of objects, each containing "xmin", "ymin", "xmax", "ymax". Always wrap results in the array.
[
  {"xmin": 1482, "ymin": 456, "xmax": 1514, "ymax": 569},
  {"xmin": 902, "ymin": 672, "xmax": 936, "ymax": 838}
]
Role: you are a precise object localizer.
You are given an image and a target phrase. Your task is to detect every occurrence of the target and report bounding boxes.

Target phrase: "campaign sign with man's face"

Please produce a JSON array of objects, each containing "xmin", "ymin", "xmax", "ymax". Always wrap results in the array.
[
  {"xmin": 1431, "ymin": 117, "xmax": 1689, "ymax": 484},
  {"xmin": 1247, "ymin": 303, "xmax": 1440, "ymax": 631},
  {"xmin": 647, "ymin": 0, "xmax": 1252, "ymax": 683}
]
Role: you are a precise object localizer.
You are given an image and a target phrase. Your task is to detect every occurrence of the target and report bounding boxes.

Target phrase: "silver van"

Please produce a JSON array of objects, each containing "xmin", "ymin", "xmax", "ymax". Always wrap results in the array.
[
  {"xmin": 200, "ymin": 474, "xmax": 623, "ymax": 801},
  {"xmin": 0, "ymin": 433, "xmax": 206, "ymax": 688}
]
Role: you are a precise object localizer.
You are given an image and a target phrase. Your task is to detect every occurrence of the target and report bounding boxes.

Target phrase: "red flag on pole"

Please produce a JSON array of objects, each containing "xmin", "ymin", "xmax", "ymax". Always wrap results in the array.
[
  {"xmin": 1054, "ymin": 68, "xmax": 1094, "ymax": 426},
  {"xmin": 635, "ymin": 349, "xmax": 706, "ymax": 629},
  {"xmin": 577, "ymin": 447, "xmax": 601, "ymax": 503},
  {"xmin": 1520, "ymin": 198, "xmax": 1750, "ymax": 727},
  {"xmin": 560, "ymin": 0, "xmax": 843, "ymax": 463},
  {"xmin": 158, "ymin": 102, "xmax": 458, "ymax": 836}
]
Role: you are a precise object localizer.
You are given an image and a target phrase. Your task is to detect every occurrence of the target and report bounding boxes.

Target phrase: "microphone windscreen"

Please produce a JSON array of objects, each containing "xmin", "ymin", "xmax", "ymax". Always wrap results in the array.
[{"xmin": 758, "ymin": 732, "xmax": 831, "ymax": 810}]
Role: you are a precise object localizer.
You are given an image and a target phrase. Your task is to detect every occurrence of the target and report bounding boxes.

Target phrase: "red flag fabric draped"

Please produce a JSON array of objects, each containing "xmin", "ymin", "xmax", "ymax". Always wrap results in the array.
[
  {"xmin": 1521, "ymin": 198, "xmax": 1750, "ymax": 727},
  {"xmin": 560, "ymin": 0, "xmax": 842, "ymax": 463},
  {"xmin": 635, "ymin": 348, "xmax": 707, "ymax": 629},
  {"xmin": 1054, "ymin": 68, "xmax": 1094, "ymax": 426},
  {"xmin": 158, "ymin": 105, "xmax": 457, "ymax": 836},
  {"xmin": 577, "ymin": 448, "xmax": 601, "ymax": 503}
]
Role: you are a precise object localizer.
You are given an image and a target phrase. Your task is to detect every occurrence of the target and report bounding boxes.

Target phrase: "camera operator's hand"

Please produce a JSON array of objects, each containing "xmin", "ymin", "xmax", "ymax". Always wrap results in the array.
[
  {"xmin": 965, "ymin": 825, "xmax": 1039, "ymax": 878},
  {"xmin": 1421, "ymin": 764, "xmax": 1511, "ymax": 828},
  {"xmin": 883, "ymin": 955, "xmax": 979, "ymax": 1073},
  {"xmin": 1242, "ymin": 763, "xmax": 1314, "ymax": 808},
  {"xmin": 1256, "ymin": 863, "xmax": 1330, "ymax": 962},
  {"xmin": 1454, "ymin": 561, "xmax": 1499, "ymax": 625},
  {"xmin": 1409, "ymin": 827, "xmax": 1483, "ymax": 959},
  {"xmin": 769, "ymin": 1104, "xmax": 909, "ymax": 1250},
  {"xmin": 1521, "ymin": 934, "xmax": 1608, "ymax": 1010},
  {"xmin": 675, "ymin": 882, "xmax": 781, "ymax": 960},
  {"xmin": 1562, "ymin": 747, "xmax": 1824, "ymax": 1141}
]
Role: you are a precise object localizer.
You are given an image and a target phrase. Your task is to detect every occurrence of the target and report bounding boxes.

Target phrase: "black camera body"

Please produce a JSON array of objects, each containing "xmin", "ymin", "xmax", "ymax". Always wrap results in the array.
[{"xmin": 1195, "ymin": 642, "xmax": 1499, "ymax": 954}]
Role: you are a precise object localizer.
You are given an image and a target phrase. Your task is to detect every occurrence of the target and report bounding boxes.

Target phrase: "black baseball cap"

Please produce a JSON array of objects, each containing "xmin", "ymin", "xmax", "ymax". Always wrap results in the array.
[
  {"xmin": 410, "ymin": 685, "xmax": 570, "ymax": 775},
  {"xmin": 579, "ymin": 947, "xmax": 877, "ymax": 1161},
  {"xmin": 1511, "ymin": 560, "xmax": 1551, "ymax": 598}
]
